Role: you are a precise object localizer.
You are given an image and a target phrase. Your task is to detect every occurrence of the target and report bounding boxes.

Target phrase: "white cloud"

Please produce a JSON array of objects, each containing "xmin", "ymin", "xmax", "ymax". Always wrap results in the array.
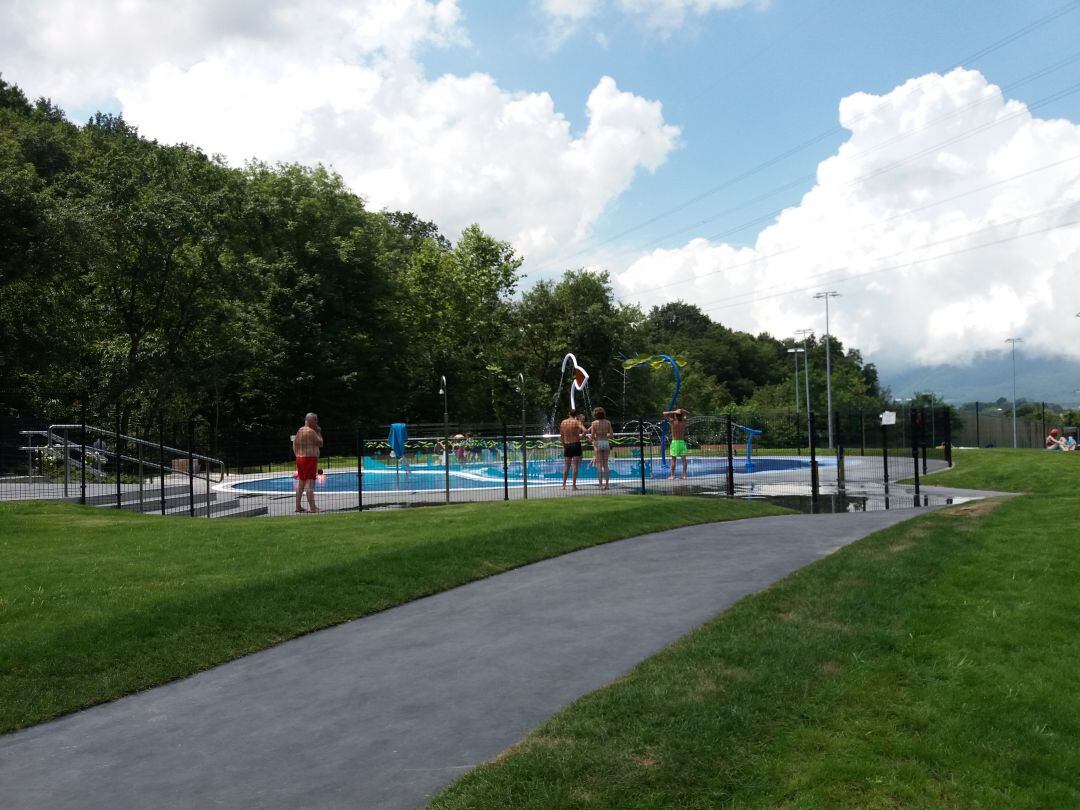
[
  {"xmin": 615, "ymin": 69, "xmax": 1080, "ymax": 369},
  {"xmin": 538, "ymin": 0, "xmax": 767, "ymax": 43},
  {"xmin": 0, "ymin": 0, "xmax": 681, "ymax": 264},
  {"xmin": 0, "ymin": 0, "xmax": 466, "ymax": 103}
]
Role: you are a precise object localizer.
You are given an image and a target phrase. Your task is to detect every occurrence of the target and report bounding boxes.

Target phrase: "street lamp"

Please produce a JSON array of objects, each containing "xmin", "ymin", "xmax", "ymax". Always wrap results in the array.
[
  {"xmin": 796, "ymin": 328, "xmax": 813, "ymax": 449},
  {"xmin": 1005, "ymin": 338, "xmax": 1022, "ymax": 449},
  {"xmin": 813, "ymin": 291, "xmax": 840, "ymax": 447}
]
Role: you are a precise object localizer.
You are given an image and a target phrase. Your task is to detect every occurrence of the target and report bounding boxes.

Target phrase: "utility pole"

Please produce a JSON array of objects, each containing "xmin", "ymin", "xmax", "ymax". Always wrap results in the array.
[
  {"xmin": 1005, "ymin": 338, "xmax": 1022, "ymax": 449},
  {"xmin": 814, "ymin": 291, "xmax": 840, "ymax": 448}
]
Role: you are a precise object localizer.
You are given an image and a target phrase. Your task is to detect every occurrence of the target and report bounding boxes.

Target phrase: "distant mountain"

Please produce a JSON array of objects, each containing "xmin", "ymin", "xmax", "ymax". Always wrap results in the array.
[{"xmin": 880, "ymin": 351, "xmax": 1080, "ymax": 406}]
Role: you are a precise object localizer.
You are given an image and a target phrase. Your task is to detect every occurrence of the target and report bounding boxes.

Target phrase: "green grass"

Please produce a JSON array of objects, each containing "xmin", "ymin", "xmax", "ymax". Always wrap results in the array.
[
  {"xmin": 920, "ymin": 446, "xmax": 1077, "ymax": 495},
  {"xmin": 0, "ymin": 495, "xmax": 786, "ymax": 735},
  {"xmin": 432, "ymin": 450, "xmax": 1080, "ymax": 808}
]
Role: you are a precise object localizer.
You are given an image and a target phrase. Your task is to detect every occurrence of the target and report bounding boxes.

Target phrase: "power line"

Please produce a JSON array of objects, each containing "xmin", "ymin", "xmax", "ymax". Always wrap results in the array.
[
  {"xmin": 527, "ymin": 0, "xmax": 1080, "ymax": 274},
  {"xmin": 694, "ymin": 212, "xmax": 1080, "ymax": 315},
  {"xmin": 621, "ymin": 152, "xmax": 1080, "ymax": 300},
  {"xmin": 606, "ymin": 50, "xmax": 1080, "ymax": 263},
  {"xmin": 685, "ymin": 200, "xmax": 1080, "ymax": 310}
]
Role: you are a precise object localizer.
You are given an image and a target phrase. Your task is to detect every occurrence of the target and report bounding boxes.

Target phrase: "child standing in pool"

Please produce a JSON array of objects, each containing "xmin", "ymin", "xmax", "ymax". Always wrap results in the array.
[
  {"xmin": 663, "ymin": 408, "xmax": 689, "ymax": 480},
  {"xmin": 587, "ymin": 407, "xmax": 614, "ymax": 490}
]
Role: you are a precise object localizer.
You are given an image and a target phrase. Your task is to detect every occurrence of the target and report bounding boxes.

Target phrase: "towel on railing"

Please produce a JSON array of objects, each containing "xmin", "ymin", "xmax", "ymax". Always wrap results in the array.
[{"xmin": 388, "ymin": 423, "xmax": 408, "ymax": 460}]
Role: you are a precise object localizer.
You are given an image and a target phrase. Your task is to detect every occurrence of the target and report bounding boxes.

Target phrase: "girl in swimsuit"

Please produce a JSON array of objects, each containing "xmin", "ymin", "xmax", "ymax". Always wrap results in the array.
[{"xmin": 588, "ymin": 407, "xmax": 614, "ymax": 490}]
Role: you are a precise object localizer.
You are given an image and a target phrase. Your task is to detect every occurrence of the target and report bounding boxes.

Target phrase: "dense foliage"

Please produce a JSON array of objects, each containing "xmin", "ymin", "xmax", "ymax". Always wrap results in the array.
[{"xmin": 0, "ymin": 77, "xmax": 887, "ymax": 431}]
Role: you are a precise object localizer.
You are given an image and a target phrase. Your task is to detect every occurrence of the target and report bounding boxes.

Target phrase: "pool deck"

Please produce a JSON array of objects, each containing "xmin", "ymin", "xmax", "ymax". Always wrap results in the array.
[
  {"xmin": 1, "ymin": 456, "xmax": 953, "ymax": 516},
  {"xmin": 213, "ymin": 455, "xmax": 951, "ymax": 515}
]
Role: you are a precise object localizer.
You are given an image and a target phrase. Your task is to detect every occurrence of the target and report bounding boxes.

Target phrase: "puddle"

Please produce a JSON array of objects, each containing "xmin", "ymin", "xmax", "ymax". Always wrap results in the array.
[{"xmin": 663, "ymin": 483, "xmax": 972, "ymax": 514}]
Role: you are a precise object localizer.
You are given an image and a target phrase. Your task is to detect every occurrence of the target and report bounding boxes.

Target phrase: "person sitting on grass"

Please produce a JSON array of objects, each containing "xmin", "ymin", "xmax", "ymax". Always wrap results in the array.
[
  {"xmin": 1045, "ymin": 428, "xmax": 1066, "ymax": 451},
  {"xmin": 663, "ymin": 408, "xmax": 690, "ymax": 480}
]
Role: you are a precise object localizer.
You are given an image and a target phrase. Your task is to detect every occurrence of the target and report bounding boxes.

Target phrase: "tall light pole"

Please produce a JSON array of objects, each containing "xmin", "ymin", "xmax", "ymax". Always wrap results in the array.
[
  {"xmin": 814, "ymin": 291, "xmax": 841, "ymax": 447},
  {"xmin": 796, "ymin": 328, "xmax": 813, "ymax": 449},
  {"xmin": 1005, "ymin": 338, "xmax": 1022, "ymax": 449}
]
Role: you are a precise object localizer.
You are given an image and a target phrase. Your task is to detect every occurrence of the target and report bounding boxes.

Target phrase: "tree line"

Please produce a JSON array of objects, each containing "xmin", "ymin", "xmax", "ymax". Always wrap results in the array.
[{"xmin": 0, "ymin": 76, "xmax": 889, "ymax": 436}]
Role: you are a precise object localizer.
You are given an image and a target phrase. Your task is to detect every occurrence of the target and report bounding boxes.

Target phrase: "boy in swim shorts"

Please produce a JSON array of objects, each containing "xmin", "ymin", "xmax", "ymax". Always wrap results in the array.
[
  {"xmin": 560, "ymin": 409, "xmax": 586, "ymax": 490},
  {"xmin": 663, "ymin": 408, "xmax": 690, "ymax": 480}
]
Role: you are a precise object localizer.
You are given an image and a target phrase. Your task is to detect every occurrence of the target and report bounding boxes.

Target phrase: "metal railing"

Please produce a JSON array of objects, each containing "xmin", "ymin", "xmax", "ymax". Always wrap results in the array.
[{"xmin": 17, "ymin": 423, "xmax": 226, "ymax": 516}]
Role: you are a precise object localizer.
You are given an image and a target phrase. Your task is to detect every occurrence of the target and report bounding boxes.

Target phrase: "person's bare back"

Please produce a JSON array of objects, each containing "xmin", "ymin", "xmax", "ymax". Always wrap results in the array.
[
  {"xmin": 293, "ymin": 424, "xmax": 323, "ymax": 457},
  {"xmin": 560, "ymin": 417, "xmax": 584, "ymax": 446},
  {"xmin": 667, "ymin": 414, "xmax": 687, "ymax": 440}
]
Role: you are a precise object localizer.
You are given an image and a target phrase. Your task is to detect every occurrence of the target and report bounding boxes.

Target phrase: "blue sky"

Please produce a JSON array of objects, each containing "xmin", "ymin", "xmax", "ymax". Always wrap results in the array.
[{"xmin": 424, "ymin": 0, "xmax": 1080, "ymax": 262}]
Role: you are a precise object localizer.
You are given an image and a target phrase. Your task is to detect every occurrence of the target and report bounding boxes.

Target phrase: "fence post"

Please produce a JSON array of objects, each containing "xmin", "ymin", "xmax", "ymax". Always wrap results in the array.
[
  {"xmin": 356, "ymin": 427, "xmax": 363, "ymax": 512},
  {"xmin": 502, "ymin": 424, "xmax": 509, "ymax": 501},
  {"xmin": 158, "ymin": 412, "xmax": 166, "ymax": 515},
  {"xmin": 860, "ymin": 410, "xmax": 866, "ymax": 456},
  {"xmin": 114, "ymin": 403, "xmax": 122, "ymax": 509},
  {"xmin": 444, "ymin": 417, "xmax": 451, "ymax": 505},
  {"xmin": 187, "ymin": 419, "xmax": 195, "ymax": 517},
  {"xmin": 835, "ymin": 411, "xmax": 846, "ymax": 492},
  {"xmin": 62, "ymin": 429, "xmax": 70, "ymax": 498},
  {"xmin": 725, "ymin": 415, "xmax": 735, "ymax": 497},
  {"xmin": 943, "ymin": 406, "xmax": 953, "ymax": 467},
  {"xmin": 79, "ymin": 398, "xmax": 87, "ymax": 505},
  {"xmin": 205, "ymin": 437, "xmax": 211, "ymax": 518},
  {"xmin": 521, "ymin": 424, "xmax": 528, "ymax": 500},
  {"xmin": 1041, "ymin": 402, "xmax": 1046, "ymax": 447},
  {"xmin": 881, "ymin": 424, "xmax": 890, "ymax": 487},
  {"xmin": 911, "ymin": 407, "xmax": 921, "ymax": 496},
  {"xmin": 137, "ymin": 439, "xmax": 144, "ymax": 511},
  {"xmin": 638, "ymin": 419, "xmax": 646, "ymax": 496},
  {"xmin": 809, "ymin": 410, "xmax": 819, "ymax": 508},
  {"xmin": 975, "ymin": 400, "xmax": 981, "ymax": 448}
]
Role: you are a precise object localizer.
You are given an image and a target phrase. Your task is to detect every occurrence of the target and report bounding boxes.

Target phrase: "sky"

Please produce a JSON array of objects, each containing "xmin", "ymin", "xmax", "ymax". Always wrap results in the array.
[{"xmin": 2, "ymin": 0, "xmax": 1080, "ymax": 381}]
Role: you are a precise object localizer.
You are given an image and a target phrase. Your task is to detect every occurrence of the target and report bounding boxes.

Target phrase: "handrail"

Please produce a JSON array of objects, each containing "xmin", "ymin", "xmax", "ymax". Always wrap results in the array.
[
  {"xmin": 19, "ymin": 430, "xmax": 184, "ymax": 481},
  {"xmin": 42, "ymin": 424, "xmax": 226, "ymax": 483}
]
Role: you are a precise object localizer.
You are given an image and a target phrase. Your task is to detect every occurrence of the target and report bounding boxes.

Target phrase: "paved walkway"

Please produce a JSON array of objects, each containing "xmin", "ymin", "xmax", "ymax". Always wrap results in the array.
[{"xmin": 1, "ymin": 505, "xmax": 990, "ymax": 809}]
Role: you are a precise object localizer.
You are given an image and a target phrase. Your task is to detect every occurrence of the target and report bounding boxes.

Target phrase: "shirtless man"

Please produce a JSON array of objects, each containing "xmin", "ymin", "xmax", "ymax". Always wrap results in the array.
[
  {"xmin": 292, "ymin": 412, "xmax": 324, "ymax": 513},
  {"xmin": 560, "ymin": 409, "xmax": 587, "ymax": 490},
  {"xmin": 663, "ymin": 408, "xmax": 689, "ymax": 480}
]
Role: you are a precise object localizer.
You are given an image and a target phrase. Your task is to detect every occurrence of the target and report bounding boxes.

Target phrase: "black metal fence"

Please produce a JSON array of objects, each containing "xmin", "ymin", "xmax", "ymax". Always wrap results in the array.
[{"xmin": 1, "ymin": 388, "xmax": 983, "ymax": 518}]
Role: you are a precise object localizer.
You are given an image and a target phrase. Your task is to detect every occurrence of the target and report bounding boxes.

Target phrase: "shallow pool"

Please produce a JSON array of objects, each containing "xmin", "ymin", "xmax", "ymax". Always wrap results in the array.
[{"xmin": 229, "ymin": 455, "xmax": 828, "ymax": 494}]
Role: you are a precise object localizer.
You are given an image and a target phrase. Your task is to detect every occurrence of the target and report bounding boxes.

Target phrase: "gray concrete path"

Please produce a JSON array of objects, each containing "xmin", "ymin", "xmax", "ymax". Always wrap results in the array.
[{"xmin": 1, "ymin": 508, "xmax": 961, "ymax": 809}]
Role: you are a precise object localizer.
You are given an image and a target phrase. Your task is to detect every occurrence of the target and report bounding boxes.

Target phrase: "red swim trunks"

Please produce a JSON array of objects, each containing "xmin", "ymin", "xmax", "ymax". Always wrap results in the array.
[{"xmin": 296, "ymin": 456, "xmax": 318, "ymax": 481}]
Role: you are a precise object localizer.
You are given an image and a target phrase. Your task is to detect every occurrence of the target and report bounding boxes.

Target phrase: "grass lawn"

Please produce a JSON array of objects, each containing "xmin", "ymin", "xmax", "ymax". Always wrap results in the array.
[
  {"xmin": 432, "ymin": 449, "xmax": 1080, "ymax": 808},
  {"xmin": 0, "ymin": 495, "xmax": 786, "ymax": 735}
]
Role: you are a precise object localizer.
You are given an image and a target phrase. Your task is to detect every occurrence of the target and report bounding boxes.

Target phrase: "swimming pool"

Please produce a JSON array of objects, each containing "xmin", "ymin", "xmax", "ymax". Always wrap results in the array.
[{"xmin": 227, "ymin": 456, "xmax": 832, "ymax": 495}]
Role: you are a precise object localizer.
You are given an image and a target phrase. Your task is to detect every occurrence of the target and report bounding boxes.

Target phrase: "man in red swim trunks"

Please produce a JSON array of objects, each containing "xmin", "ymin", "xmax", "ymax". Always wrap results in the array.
[{"xmin": 293, "ymin": 412, "xmax": 324, "ymax": 513}]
